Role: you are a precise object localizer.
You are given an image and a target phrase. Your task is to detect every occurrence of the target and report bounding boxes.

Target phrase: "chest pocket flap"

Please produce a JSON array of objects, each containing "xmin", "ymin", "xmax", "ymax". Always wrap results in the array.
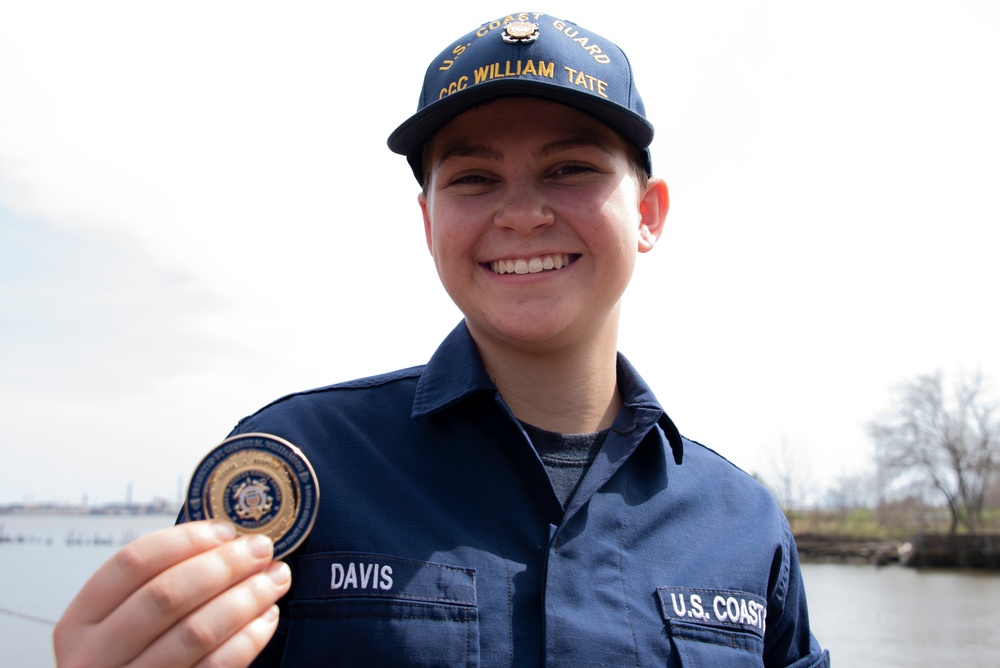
[
  {"xmin": 284, "ymin": 552, "xmax": 479, "ymax": 667},
  {"xmin": 657, "ymin": 586, "xmax": 766, "ymax": 667}
]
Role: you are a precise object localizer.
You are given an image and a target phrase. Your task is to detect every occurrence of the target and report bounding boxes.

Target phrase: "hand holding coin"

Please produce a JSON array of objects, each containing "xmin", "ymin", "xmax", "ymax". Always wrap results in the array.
[
  {"xmin": 53, "ymin": 520, "xmax": 290, "ymax": 667},
  {"xmin": 53, "ymin": 433, "xmax": 317, "ymax": 667}
]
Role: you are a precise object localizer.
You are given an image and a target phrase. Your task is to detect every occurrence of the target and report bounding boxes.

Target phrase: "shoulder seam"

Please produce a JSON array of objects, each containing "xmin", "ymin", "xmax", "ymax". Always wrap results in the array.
[{"xmin": 238, "ymin": 365, "xmax": 424, "ymax": 421}]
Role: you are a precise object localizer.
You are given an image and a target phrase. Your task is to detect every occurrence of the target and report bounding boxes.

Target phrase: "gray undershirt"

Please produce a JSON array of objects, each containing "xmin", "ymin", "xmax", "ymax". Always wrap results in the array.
[{"xmin": 520, "ymin": 421, "xmax": 611, "ymax": 508}]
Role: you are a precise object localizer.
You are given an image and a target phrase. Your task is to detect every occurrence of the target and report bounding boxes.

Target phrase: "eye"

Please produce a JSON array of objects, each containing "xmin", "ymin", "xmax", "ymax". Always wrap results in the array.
[
  {"xmin": 450, "ymin": 173, "xmax": 492, "ymax": 185},
  {"xmin": 550, "ymin": 163, "xmax": 597, "ymax": 178},
  {"xmin": 439, "ymin": 169, "xmax": 502, "ymax": 194}
]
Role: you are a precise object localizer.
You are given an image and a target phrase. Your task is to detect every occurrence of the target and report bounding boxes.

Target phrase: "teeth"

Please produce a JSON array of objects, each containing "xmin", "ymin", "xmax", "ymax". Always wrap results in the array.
[{"xmin": 491, "ymin": 254, "xmax": 572, "ymax": 275}]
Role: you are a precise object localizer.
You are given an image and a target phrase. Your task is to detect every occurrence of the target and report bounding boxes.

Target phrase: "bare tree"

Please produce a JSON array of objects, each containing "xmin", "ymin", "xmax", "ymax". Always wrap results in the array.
[
  {"xmin": 825, "ymin": 472, "xmax": 877, "ymax": 514},
  {"xmin": 869, "ymin": 370, "xmax": 1000, "ymax": 534},
  {"xmin": 762, "ymin": 434, "xmax": 815, "ymax": 511}
]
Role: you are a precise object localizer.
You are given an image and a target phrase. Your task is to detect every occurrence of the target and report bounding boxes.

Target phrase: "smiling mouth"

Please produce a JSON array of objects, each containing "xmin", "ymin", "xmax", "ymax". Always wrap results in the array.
[{"xmin": 490, "ymin": 253, "xmax": 576, "ymax": 275}]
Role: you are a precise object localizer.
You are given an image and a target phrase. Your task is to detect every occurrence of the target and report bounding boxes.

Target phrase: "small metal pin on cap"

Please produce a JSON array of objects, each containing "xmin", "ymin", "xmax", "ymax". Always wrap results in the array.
[{"xmin": 501, "ymin": 21, "xmax": 539, "ymax": 44}]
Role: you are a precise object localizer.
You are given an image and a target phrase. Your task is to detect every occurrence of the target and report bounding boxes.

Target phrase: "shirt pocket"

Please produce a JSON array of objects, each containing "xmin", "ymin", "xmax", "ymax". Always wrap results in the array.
[
  {"xmin": 657, "ymin": 586, "xmax": 765, "ymax": 668},
  {"xmin": 282, "ymin": 552, "xmax": 479, "ymax": 667}
]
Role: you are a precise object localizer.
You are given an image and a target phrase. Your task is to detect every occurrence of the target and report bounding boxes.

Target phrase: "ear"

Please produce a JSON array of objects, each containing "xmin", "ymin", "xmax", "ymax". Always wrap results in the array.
[
  {"xmin": 637, "ymin": 178, "xmax": 669, "ymax": 253},
  {"xmin": 418, "ymin": 192, "xmax": 433, "ymax": 254}
]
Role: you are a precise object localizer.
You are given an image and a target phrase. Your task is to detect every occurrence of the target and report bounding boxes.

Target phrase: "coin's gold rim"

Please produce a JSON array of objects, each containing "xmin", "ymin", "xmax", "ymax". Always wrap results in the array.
[{"xmin": 186, "ymin": 432, "xmax": 320, "ymax": 559}]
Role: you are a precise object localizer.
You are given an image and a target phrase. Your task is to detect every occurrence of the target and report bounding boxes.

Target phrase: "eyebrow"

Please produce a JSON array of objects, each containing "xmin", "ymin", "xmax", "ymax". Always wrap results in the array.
[
  {"xmin": 434, "ymin": 137, "xmax": 615, "ymax": 170},
  {"xmin": 434, "ymin": 144, "xmax": 504, "ymax": 170},
  {"xmin": 537, "ymin": 137, "xmax": 616, "ymax": 160}
]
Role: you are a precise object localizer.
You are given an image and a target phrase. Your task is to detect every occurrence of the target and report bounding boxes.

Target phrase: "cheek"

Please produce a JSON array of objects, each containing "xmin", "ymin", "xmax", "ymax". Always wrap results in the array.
[
  {"xmin": 428, "ymin": 221, "xmax": 476, "ymax": 275},
  {"xmin": 593, "ymin": 193, "xmax": 642, "ymax": 244}
]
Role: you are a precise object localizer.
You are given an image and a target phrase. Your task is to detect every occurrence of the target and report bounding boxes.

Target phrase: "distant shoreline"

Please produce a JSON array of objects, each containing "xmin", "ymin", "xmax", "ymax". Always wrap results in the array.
[
  {"xmin": 795, "ymin": 532, "xmax": 1000, "ymax": 570},
  {"xmin": 0, "ymin": 500, "xmax": 180, "ymax": 516}
]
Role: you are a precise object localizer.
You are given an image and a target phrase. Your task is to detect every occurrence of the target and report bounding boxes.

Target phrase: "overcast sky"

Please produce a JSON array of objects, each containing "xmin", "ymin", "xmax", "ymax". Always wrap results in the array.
[{"xmin": 2, "ymin": 1, "xmax": 998, "ymax": 506}]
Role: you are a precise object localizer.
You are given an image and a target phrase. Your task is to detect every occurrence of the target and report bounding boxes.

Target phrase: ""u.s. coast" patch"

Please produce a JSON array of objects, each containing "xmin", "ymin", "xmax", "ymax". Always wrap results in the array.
[{"xmin": 657, "ymin": 587, "xmax": 767, "ymax": 636}]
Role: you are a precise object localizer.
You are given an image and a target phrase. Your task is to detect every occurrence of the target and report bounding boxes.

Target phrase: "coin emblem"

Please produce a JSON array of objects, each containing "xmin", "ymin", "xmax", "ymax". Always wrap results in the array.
[{"xmin": 185, "ymin": 433, "xmax": 319, "ymax": 559}]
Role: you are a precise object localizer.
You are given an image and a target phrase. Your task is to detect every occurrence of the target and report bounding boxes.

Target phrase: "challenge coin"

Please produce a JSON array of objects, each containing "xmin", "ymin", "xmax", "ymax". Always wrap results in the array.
[{"xmin": 185, "ymin": 432, "xmax": 319, "ymax": 560}]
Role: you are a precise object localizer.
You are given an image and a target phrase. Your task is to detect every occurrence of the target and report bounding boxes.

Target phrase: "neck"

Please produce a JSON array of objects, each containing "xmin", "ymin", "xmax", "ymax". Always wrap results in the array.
[{"xmin": 469, "ymin": 322, "xmax": 622, "ymax": 435}]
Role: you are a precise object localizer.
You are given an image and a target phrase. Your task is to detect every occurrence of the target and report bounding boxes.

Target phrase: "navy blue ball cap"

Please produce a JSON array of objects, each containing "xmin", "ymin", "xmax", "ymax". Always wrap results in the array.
[{"xmin": 387, "ymin": 12, "xmax": 653, "ymax": 183}]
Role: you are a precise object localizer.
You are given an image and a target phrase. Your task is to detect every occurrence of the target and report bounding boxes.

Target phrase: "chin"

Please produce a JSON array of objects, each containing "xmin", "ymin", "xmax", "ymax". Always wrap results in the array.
[{"xmin": 472, "ymin": 314, "xmax": 591, "ymax": 350}]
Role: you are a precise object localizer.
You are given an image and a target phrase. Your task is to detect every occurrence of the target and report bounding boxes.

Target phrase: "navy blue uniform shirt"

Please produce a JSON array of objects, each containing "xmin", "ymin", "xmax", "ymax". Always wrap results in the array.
[{"xmin": 236, "ymin": 322, "xmax": 829, "ymax": 667}]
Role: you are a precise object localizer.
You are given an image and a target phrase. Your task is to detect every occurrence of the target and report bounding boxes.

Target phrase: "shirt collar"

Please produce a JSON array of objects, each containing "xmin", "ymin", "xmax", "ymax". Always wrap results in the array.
[
  {"xmin": 412, "ymin": 320, "xmax": 684, "ymax": 465},
  {"xmin": 412, "ymin": 321, "xmax": 497, "ymax": 418},
  {"xmin": 615, "ymin": 353, "xmax": 685, "ymax": 465}
]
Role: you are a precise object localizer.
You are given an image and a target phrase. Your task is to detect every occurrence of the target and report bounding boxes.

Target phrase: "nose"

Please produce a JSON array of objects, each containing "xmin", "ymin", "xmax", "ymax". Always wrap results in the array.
[{"xmin": 493, "ymin": 183, "xmax": 555, "ymax": 235}]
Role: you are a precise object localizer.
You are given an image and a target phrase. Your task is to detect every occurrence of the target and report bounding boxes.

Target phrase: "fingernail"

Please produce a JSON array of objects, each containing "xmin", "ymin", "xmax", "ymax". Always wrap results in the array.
[
  {"xmin": 247, "ymin": 605, "xmax": 280, "ymax": 636},
  {"xmin": 211, "ymin": 521, "xmax": 238, "ymax": 541},
  {"xmin": 266, "ymin": 560, "xmax": 291, "ymax": 586},
  {"xmin": 247, "ymin": 533, "xmax": 274, "ymax": 559}
]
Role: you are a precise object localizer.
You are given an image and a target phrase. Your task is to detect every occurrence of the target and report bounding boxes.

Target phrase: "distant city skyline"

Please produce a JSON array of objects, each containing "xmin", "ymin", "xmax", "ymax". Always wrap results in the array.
[{"xmin": 3, "ymin": 479, "xmax": 186, "ymax": 509}]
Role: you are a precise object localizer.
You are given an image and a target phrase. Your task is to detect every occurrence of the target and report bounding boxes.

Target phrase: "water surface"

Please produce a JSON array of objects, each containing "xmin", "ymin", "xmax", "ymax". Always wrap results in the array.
[{"xmin": 3, "ymin": 516, "xmax": 999, "ymax": 666}]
